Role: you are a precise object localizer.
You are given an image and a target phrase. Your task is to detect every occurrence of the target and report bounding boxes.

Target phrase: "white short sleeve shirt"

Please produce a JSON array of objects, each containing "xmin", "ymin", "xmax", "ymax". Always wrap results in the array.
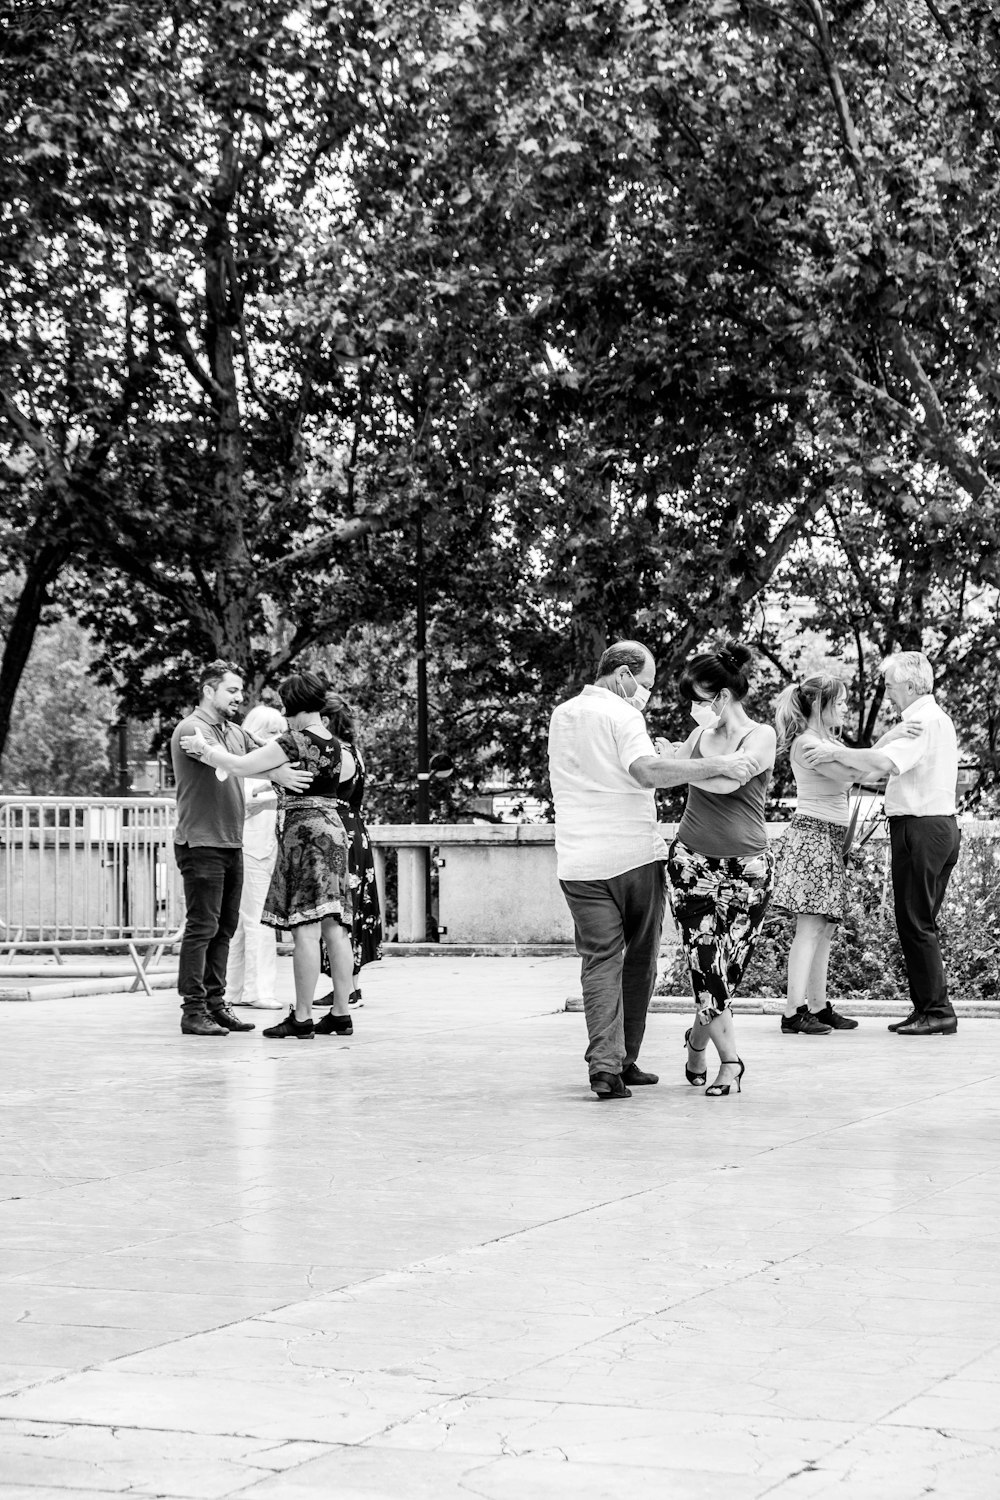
[
  {"xmin": 882, "ymin": 696, "xmax": 958, "ymax": 817},
  {"xmin": 548, "ymin": 685, "xmax": 667, "ymax": 880}
]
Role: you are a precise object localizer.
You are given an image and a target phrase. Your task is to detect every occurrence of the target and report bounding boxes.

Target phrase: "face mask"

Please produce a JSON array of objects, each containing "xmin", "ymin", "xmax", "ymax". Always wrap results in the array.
[
  {"xmin": 619, "ymin": 668, "xmax": 651, "ymax": 711},
  {"xmin": 690, "ymin": 700, "xmax": 720, "ymax": 730}
]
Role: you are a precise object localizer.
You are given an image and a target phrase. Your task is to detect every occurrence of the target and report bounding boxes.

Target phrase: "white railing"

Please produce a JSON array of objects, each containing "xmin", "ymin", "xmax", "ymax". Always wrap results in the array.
[
  {"xmin": 4, "ymin": 798, "xmax": 998, "ymax": 954},
  {"xmin": 0, "ymin": 797, "xmax": 182, "ymax": 945}
]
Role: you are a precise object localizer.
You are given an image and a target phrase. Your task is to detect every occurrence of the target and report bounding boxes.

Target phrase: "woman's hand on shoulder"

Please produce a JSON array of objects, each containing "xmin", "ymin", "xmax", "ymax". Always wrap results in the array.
[{"xmin": 179, "ymin": 731, "xmax": 210, "ymax": 760}]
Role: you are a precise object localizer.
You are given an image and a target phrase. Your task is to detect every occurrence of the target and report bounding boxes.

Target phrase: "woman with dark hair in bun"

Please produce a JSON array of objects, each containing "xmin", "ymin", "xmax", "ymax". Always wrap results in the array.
[
  {"xmin": 180, "ymin": 671, "xmax": 354, "ymax": 1040},
  {"xmin": 666, "ymin": 641, "xmax": 776, "ymax": 1096}
]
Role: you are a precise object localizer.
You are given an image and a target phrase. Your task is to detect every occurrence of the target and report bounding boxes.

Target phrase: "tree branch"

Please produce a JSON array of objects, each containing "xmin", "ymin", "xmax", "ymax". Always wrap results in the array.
[
  {"xmin": 258, "ymin": 511, "xmax": 405, "ymax": 582},
  {"xmin": 137, "ymin": 278, "xmax": 227, "ymax": 405}
]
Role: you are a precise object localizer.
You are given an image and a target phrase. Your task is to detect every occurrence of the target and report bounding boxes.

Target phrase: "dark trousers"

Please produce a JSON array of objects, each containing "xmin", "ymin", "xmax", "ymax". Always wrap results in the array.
[
  {"xmin": 560, "ymin": 861, "xmax": 666, "ymax": 1076},
  {"xmin": 889, "ymin": 816, "xmax": 960, "ymax": 1020},
  {"xmin": 175, "ymin": 845, "xmax": 243, "ymax": 1007}
]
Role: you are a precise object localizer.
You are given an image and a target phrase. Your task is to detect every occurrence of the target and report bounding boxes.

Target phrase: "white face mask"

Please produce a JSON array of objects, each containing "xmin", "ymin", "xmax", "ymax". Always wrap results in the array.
[
  {"xmin": 690, "ymin": 700, "xmax": 720, "ymax": 730},
  {"xmin": 620, "ymin": 668, "xmax": 651, "ymax": 711}
]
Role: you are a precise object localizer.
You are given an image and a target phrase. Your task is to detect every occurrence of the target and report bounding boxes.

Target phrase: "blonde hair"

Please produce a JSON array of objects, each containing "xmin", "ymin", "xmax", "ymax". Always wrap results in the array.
[
  {"xmin": 880, "ymin": 651, "xmax": 933, "ymax": 696},
  {"xmin": 774, "ymin": 674, "xmax": 847, "ymax": 750},
  {"xmin": 241, "ymin": 704, "xmax": 287, "ymax": 744}
]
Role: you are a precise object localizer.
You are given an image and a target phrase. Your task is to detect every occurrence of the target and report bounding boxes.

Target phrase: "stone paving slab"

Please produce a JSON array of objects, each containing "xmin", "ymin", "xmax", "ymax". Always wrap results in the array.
[{"xmin": 0, "ymin": 953, "xmax": 998, "ymax": 1497}]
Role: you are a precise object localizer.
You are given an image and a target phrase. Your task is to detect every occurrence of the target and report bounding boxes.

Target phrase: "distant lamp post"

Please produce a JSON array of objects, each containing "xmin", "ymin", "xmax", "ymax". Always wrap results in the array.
[{"xmin": 429, "ymin": 751, "xmax": 454, "ymax": 782}]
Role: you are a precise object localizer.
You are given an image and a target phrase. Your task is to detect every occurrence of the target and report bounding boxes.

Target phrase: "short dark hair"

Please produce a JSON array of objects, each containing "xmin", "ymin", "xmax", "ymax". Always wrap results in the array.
[
  {"xmin": 322, "ymin": 691, "xmax": 357, "ymax": 743},
  {"xmin": 199, "ymin": 658, "xmax": 243, "ymax": 695},
  {"xmin": 597, "ymin": 641, "xmax": 652, "ymax": 679},
  {"xmin": 678, "ymin": 640, "xmax": 755, "ymax": 703},
  {"xmin": 278, "ymin": 671, "xmax": 330, "ymax": 716}
]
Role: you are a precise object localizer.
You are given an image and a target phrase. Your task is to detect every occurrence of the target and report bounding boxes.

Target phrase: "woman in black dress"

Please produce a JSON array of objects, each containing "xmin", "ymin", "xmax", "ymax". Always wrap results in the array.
[
  {"xmin": 180, "ymin": 672, "xmax": 353, "ymax": 1040},
  {"xmin": 313, "ymin": 692, "xmax": 382, "ymax": 1025}
]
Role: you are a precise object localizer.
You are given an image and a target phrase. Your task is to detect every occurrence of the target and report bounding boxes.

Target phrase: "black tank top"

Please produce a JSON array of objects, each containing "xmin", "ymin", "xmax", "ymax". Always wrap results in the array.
[{"xmin": 676, "ymin": 730, "xmax": 770, "ymax": 857}]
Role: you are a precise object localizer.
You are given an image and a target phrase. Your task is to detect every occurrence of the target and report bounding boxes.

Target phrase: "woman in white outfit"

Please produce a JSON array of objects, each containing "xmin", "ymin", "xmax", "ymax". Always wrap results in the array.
[{"xmin": 224, "ymin": 704, "xmax": 286, "ymax": 1010}]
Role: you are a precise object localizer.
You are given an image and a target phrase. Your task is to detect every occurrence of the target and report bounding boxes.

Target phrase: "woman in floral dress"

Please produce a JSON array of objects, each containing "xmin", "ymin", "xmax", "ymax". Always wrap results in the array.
[
  {"xmin": 314, "ymin": 693, "xmax": 382, "ymax": 1022},
  {"xmin": 180, "ymin": 671, "xmax": 354, "ymax": 1040}
]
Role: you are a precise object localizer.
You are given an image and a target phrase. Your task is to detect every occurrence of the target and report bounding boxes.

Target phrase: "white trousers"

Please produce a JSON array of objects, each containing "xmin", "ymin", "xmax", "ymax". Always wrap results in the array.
[{"xmin": 224, "ymin": 849, "xmax": 278, "ymax": 1005}]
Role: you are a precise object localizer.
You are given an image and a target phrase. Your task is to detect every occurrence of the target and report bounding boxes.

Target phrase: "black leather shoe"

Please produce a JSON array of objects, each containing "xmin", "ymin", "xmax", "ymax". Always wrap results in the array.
[
  {"xmin": 887, "ymin": 1012, "xmax": 918, "ymax": 1032},
  {"xmin": 180, "ymin": 1005, "xmax": 227, "ymax": 1037},
  {"xmin": 895, "ymin": 1015, "xmax": 958, "ymax": 1036},
  {"xmin": 589, "ymin": 1071, "xmax": 632, "ymax": 1099},
  {"xmin": 209, "ymin": 1004, "xmax": 255, "ymax": 1032},
  {"xmin": 314, "ymin": 1012, "xmax": 353, "ymax": 1036},
  {"xmin": 621, "ymin": 1063, "xmax": 659, "ymax": 1086}
]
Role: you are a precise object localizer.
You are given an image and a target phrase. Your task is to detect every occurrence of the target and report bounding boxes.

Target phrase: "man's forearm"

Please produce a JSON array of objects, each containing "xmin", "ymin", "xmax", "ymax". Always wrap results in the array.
[
  {"xmin": 630, "ymin": 754, "xmax": 751, "ymax": 790},
  {"xmin": 825, "ymin": 747, "xmax": 897, "ymax": 777}
]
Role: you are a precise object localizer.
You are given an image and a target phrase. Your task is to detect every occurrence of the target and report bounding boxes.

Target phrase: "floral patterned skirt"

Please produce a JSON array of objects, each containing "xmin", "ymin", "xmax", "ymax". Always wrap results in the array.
[
  {"xmin": 319, "ymin": 804, "xmax": 383, "ymax": 979},
  {"xmin": 666, "ymin": 838, "xmax": 775, "ymax": 1014},
  {"xmin": 771, "ymin": 815, "xmax": 848, "ymax": 921},
  {"xmin": 262, "ymin": 799, "xmax": 351, "ymax": 930}
]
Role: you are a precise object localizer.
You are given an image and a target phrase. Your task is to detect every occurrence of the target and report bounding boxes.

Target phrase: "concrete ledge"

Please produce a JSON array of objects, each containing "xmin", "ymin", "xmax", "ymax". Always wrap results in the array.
[
  {"xmin": 387, "ymin": 943, "xmax": 575, "ymax": 958},
  {"xmin": 565, "ymin": 994, "xmax": 1000, "ymax": 1019},
  {"xmin": 0, "ymin": 971, "xmax": 179, "ymax": 1002}
]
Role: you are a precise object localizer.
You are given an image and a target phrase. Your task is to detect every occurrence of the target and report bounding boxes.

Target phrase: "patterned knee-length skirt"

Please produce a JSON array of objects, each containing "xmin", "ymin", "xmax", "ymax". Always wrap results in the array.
[
  {"xmin": 262, "ymin": 799, "xmax": 351, "ymax": 929},
  {"xmin": 771, "ymin": 815, "xmax": 848, "ymax": 920}
]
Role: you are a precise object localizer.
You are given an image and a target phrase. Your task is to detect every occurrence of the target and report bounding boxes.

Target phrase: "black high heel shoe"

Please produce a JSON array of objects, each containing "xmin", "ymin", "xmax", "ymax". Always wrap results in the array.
[
  {"xmin": 683, "ymin": 1028, "xmax": 708, "ymax": 1087},
  {"xmin": 705, "ymin": 1057, "xmax": 745, "ymax": 1097}
]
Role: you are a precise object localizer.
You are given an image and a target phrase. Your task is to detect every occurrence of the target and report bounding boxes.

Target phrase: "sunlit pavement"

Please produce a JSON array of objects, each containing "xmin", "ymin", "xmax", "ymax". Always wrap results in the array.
[{"xmin": 1, "ymin": 954, "xmax": 999, "ymax": 1498}]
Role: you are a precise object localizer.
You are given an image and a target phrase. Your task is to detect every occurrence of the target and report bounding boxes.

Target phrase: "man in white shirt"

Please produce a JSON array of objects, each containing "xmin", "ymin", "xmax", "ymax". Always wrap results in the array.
[
  {"xmin": 805, "ymin": 652, "xmax": 960, "ymax": 1036},
  {"xmin": 548, "ymin": 640, "xmax": 759, "ymax": 1098}
]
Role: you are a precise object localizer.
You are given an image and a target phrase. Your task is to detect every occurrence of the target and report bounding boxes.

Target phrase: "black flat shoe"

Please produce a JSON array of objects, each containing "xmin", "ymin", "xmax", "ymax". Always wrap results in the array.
[
  {"xmin": 683, "ymin": 1028, "xmax": 707, "ymax": 1086},
  {"xmin": 887, "ymin": 1011, "xmax": 918, "ymax": 1032},
  {"xmin": 621, "ymin": 1063, "xmax": 658, "ymax": 1086},
  {"xmin": 314, "ymin": 1012, "xmax": 353, "ymax": 1036},
  {"xmin": 262, "ymin": 1008, "xmax": 314, "ymax": 1040},
  {"xmin": 781, "ymin": 1006, "xmax": 831, "ymax": 1035},
  {"xmin": 814, "ymin": 1003, "xmax": 859, "ymax": 1031},
  {"xmin": 590, "ymin": 1072, "xmax": 632, "ymax": 1099}
]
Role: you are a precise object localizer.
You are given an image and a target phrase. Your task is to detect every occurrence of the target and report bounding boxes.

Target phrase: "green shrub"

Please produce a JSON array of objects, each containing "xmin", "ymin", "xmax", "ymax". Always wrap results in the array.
[{"xmin": 659, "ymin": 829, "xmax": 1000, "ymax": 1002}]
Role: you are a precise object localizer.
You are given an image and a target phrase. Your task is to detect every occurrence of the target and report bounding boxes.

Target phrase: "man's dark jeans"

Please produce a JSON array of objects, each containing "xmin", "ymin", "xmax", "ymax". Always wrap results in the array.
[
  {"xmin": 175, "ymin": 845, "xmax": 243, "ymax": 1006},
  {"xmin": 889, "ymin": 815, "xmax": 961, "ymax": 1020}
]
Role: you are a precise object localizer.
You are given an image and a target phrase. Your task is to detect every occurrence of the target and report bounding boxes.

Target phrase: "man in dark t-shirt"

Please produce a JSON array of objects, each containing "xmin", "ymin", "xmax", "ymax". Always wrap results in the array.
[{"xmin": 169, "ymin": 660, "xmax": 308, "ymax": 1036}]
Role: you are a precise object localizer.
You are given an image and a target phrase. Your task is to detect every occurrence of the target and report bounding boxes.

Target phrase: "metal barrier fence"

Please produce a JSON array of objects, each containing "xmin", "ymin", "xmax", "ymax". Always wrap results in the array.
[{"xmin": 0, "ymin": 797, "xmax": 182, "ymax": 944}]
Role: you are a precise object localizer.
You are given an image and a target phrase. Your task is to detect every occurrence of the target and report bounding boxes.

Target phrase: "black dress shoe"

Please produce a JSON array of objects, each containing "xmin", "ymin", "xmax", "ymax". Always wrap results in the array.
[
  {"xmin": 589, "ymin": 1071, "xmax": 632, "ymax": 1099},
  {"xmin": 887, "ymin": 1011, "xmax": 918, "ymax": 1033},
  {"xmin": 895, "ymin": 1015, "xmax": 958, "ymax": 1036},
  {"xmin": 621, "ymin": 1063, "xmax": 659, "ymax": 1086},
  {"xmin": 208, "ymin": 1003, "xmax": 255, "ymax": 1032}
]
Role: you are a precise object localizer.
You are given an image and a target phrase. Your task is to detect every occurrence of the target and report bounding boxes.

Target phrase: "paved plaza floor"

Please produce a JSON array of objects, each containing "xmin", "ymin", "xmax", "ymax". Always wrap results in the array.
[{"xmin": 1, "ymin": 954, "xmax": 999, "ymax": 1499}]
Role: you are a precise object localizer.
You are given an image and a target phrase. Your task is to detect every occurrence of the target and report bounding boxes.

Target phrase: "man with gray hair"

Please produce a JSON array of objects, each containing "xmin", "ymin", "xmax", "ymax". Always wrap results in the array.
[
  {"xmin": 548, "ymin": 640, "xmax": 760, "ymax": 1098},
  {"xmin": 804, "ymin": 651, "xmax": 960, "ymax": 1035}
]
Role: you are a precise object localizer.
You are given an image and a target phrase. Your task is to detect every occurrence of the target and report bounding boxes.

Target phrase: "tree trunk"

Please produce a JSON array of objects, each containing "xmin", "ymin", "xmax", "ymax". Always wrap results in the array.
[{"xmin": 0, "ymin": 537, "xmax": 72, "ymax": 766}]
